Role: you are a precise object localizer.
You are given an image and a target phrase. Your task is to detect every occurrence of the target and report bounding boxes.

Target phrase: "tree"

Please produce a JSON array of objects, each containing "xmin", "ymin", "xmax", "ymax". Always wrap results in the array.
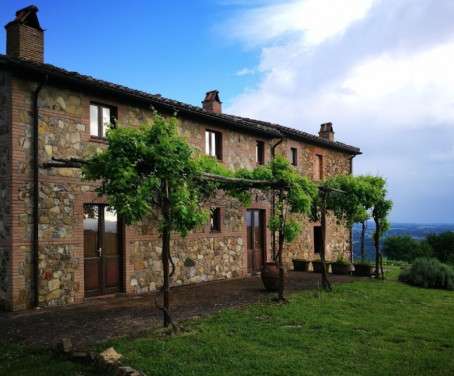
[
  {"xmin": 235, "ymin": 155, "xmax": 318, "ymax": 300},
  {"xmin": 363, "ymin": 176, "xmax": 393, "ymax": 279},
  {"xmin": 326, "ymin": 174, "xmax": 376, "ymax": 264},
  {"xmin": 424, "ymin": 231, "xmax": 454, "ymax": 265},
  {"xmin": 383, "ymin": 235, "xmax": 432, "ymax": 262},
  {"xmin": 82, "ymin": 112, "xmax": 225, "ymax": 328},
  {"xmin": 326, "ymin": 174, "xmax": 394, "ymax": 277}
]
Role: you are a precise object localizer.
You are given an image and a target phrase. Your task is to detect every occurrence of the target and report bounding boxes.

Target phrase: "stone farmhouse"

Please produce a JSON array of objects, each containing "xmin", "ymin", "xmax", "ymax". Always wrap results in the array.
[{"xmin": 0, "ymin": 6, "xmax": 361, "ymax": 311}]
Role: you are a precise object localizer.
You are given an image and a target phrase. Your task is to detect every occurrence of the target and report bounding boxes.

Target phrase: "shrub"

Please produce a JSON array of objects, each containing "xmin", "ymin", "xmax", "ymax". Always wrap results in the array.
[
  {"xmin": 399, "ymin": 258, "xmax": 454, "ymax": 291},
  {"xmin": 334, "ymin": 253, "xmax": 348, "ymax": 264}
]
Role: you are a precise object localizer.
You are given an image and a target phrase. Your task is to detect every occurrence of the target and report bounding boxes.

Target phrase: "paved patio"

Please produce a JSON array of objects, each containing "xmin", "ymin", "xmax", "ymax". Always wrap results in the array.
[{"xmin": 0, "ymin": 271, "xmax": 360, "ymax": 349}]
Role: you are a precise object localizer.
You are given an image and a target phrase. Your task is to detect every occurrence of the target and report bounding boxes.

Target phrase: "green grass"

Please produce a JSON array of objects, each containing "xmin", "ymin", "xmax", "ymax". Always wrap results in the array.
[
  {"xmin": 2, "ymin": 271, "xmax": 452, "ymax": 376},
  {"xmin": 0, "ymin": 338, "xmax": 97, "ymax": 375},
  {"xmin": 94, "ymin": 278, "xmax": 454, "ymax": 376}
]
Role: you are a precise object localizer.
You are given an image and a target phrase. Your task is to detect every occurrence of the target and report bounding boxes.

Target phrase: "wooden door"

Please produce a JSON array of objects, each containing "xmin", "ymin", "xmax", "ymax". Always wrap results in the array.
[
  {"xmin": 247, "ymin": 209, "xmax": 265, "ymax": 272},
  {"xmin": 84, "ymin": 205, "xmax": 122, "ymax": 297}
]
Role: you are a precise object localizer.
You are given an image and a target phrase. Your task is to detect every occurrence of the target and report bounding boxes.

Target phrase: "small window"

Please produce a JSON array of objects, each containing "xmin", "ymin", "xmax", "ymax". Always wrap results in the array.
[
  {"xmin": 90, "ymin": 103, "xmax": 117, "ymax": 138},
  {"xmin": 314, "ymin": 154, "xmax": 324, "ymax": 180},
  {"xmin": 314, "ymin": 226, "xmax": 322, "ymax": 255},
  {"xmin": 205, "ymin": 130, "xmax": 222, "ymax": 160},
  {"xmin": 210, "ymin": 207, "xmax": 221, "ymax": 232},
  {"xmin": 256, "ymin": 141, "xmax": 264, "ymax": 165},
  {"xmin": 290, "ymin": 147, "xmax": 297, "ymax": 166}
]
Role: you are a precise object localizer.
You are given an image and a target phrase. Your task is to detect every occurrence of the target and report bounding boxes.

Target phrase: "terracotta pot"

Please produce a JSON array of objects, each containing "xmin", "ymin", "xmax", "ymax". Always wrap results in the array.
[{"xmin": 261, "ymin": 262, "xmax": 286, "ymax": 292}]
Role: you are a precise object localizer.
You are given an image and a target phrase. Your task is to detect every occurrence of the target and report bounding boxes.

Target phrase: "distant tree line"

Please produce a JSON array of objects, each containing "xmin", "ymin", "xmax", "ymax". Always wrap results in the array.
[{"xmin": 383, "ymin": 231, "xmax": 454, "ymax": 265}]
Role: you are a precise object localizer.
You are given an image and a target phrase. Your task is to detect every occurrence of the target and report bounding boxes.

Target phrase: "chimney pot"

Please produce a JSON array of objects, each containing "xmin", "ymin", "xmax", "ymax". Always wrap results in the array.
[
  {"xmin": 5, "ymin": 5, "xmax": 44, "ymax": 63},
  {"xmin": 202, "ymin": 90, "xmax": 222, "ymax": 114},
  {"xmin": 319, "ymin": 122, "xmax": 335, "ymax": 141}
]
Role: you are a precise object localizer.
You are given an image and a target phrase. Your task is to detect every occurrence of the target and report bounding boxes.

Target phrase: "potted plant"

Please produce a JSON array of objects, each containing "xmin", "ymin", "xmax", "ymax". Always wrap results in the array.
[
  {"xmin": 331, "ymin": 254, "xmax": 351, "ymax": 275},
  {"xmin": 292, "ymin": 258, "xmax": 310, "ymax": 271},
  {"xmin": 353, "ymin": 261, "xmax": 375, "ymax": 276},
  {"xmin": 261, "ymin": 261, "xmax": 287, "ymax": 292},
  {"xmin": 311, "ymin": 258, "xmax": 330, "ymax": 273}
]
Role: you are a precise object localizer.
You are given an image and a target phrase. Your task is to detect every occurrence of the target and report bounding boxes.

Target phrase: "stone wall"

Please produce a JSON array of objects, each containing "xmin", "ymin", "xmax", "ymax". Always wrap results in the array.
[
  {"xmin": 38, "ymin": 244, "xmax": 79, "ymax": 306},
  {"xmin": 6, "ymin": 75, "xmax": 356, "ymax": 310},
  {"xmin": 276, "ymin": 139, "xmax": 352, "ymax": 267},
  {"xmin": 130, "ymin": 236, "xmax": 244, "ymax": 293}
]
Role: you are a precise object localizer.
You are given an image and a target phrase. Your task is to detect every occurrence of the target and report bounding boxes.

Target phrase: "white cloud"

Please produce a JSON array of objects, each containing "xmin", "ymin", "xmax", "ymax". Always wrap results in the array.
[
  {"xmin": 338, "ymin": 43, "xmax": 454, "ymax": 126},
  {"xmin": 236, "ymin": 67, "xmax": 257, "ymax": 76},
  {"xmin": 221, "ymin": 0, "xmax": 454, "ymax": 222},
  {"xmin": 221, "ymin": 0, "xmax": 375, "ymax": 47}
]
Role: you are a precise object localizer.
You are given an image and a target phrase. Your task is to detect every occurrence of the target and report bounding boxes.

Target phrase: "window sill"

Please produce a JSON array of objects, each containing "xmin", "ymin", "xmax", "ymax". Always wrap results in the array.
[{"xmin": 90, "ymin": 136, "xmax": 108, "ymax": 144}]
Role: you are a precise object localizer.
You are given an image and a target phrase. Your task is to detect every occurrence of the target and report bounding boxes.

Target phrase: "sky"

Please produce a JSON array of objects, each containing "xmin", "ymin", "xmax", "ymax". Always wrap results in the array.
[{"xmin": 1, "ymin": 0, "xmax": 453, "ymax": 223}]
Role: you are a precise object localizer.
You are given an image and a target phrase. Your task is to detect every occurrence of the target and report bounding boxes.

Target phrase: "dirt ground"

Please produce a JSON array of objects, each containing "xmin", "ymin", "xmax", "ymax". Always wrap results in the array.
[{"xmin": 0, "ymin": 272, "xmax": 360, "ymax": 350}]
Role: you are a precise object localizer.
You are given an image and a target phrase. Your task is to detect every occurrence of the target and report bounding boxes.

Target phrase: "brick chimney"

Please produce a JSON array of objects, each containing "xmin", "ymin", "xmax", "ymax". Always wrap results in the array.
[
  {"xmin": 202, "ymin": 90, "xmax": 222, "ymax": 114},
  {"xmin": 5, "ymin": 5, "xmax": 44, "ymax": 63},
  {"xmin": 319, "ymin": 122, "xmax": 335, "ymax": 141}
]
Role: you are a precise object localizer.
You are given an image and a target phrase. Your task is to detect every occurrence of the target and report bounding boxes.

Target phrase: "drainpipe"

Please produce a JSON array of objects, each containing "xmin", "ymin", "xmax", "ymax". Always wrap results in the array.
[
  {"xmin": 271, "ymin": 137, "xmax": 283, "ymax": 159},
  {"xmin": 270, "ymin": 138, "xmax": 283, "ymax": 259},
  {"xmin": 33, "ymin": 77, "xmax": 47, "ymax": 308},
  {"xmin": 348, "ymin": 154, "xmax": 357, "ymax": 265}
]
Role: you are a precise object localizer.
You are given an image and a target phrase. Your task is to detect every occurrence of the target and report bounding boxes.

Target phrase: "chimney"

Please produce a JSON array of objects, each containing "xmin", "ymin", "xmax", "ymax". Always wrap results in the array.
[
  {"xmin": 319, "ymin": 122, "xmax": 335, "ymax": 141},
  {"xmin": 5, "ymin": 5, "xmax": 44, "ymax": 63},
  {"xmin": 202, "ymin": 90, "xmax": 222, "ymax": 114}
]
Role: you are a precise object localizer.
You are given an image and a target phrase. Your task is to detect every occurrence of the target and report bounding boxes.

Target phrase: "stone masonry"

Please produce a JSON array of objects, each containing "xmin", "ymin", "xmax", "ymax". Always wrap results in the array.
[
  {"xmin": 2, "ymin": 75, "xmax": 356, "ymax": 310},
  {"xmin": 0, "ymin": 6, "xmax": 360, "ymax": 310}
]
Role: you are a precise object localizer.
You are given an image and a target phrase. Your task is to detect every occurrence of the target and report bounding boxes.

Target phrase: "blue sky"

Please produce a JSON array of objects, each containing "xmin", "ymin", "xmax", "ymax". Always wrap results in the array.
[{"xmin": 2, "ymin": 0, "xmax": 453, "ymax": 223}]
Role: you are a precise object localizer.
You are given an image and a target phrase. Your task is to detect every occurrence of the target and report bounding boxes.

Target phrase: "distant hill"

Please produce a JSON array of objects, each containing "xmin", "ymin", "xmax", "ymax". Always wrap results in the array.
[{"xmin": 352, "ymin": 222, "xmax": 454, "ymax": 261}]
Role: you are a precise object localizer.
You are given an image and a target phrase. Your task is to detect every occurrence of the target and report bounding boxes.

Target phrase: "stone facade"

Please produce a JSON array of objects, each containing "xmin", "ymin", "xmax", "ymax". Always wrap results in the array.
[
  {"xmin": 0, "ymin": 72, "xmax": 359, "ymax": 310},
  {"xmin": 0, "ymin": 8, "xmax": 360, "ymax": 310}
]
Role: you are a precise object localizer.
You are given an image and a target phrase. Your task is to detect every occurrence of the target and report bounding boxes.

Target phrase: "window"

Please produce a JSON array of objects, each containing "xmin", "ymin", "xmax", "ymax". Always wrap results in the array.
[
  {"xmin": 256, "ymin": 140, "xmax": 264, "ymax": 165},
  {"xmin": 314, "ymin": 154, "xmax": 324, "ymax": 180},
  {"xmin": 205, "ymin": 130, "xmax": 222, "ymax": 160},
  {"xmin": 313, "ymin": 226, "xmax": 322, "ymax": 255},
  {"xmin": 290, "ymin": 147, "xmax": 297, "ymax": 166},
  {"xmin": 210, "ymin": 207, "xmax": 221, "ymax": 232},
  {"xmin": 90, "ymin": 103, "xmax": 117, "ymax": 138}
]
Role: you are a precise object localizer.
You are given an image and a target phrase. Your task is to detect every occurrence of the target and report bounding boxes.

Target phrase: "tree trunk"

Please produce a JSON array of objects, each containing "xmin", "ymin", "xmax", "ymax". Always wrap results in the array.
[
  {"xmin": 162, "ymin": 223, "xmax": 171, "ymax": 327},
  {"xmin": 277, "ymin": 188, "xmax": 285, "ymax": 301},
  {"xmin": 320, "ymin": 191, "xmax": 332, "ymax": 291},
  {"xmin": 360, "ymin": 221, "xmax": 366, "ymax": 263},
  {"xmin": 161, "ymin": 179, "xmax": 172, "ymax": 327},
  {"xmin": 278, "ymin": 226, "xmax": 285, "ymax": 301},
  {"xmin": 373, "ymin": 219, "xmax": 382, "ymax": 279}
]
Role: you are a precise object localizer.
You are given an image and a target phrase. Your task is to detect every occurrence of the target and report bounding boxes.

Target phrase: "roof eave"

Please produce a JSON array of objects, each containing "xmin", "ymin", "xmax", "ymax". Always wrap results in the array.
[{"xmin": 0, "ymin": 55, "xmax": 281, "ymax": 138}]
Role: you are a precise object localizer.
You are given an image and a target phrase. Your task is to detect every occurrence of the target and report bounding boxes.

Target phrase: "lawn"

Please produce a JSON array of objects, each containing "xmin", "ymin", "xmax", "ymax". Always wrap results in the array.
[
  {"xmin": 96, "ymin": 274, "xmax": 454, "ymax": 376},
  {"xmin": 1, "ymin": 268, "xmax": 453, "ymax": 376},
  {"xmin": 0, "ymin": 338, "xmax": 97, "ymax": 376}
]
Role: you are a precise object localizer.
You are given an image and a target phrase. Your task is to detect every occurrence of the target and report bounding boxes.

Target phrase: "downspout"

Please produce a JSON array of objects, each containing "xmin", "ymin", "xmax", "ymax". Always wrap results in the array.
[
  {"xmin": 270, "ymin": 137, "xmax": 284, "ymax": 259},
  {"xmin": 33, "ymin": 77, "xmax": 47, "ymax": 308},
  {"xmin": 271, "ymin": 137, "xmax": 283, "ymax": 159},
  {"xmin": 348, "ymin": 154, "xmax": 357, "ymax": 265}
]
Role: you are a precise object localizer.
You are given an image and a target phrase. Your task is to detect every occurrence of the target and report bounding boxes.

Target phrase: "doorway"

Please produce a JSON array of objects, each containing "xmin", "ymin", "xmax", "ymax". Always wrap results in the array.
[
  {"xmin": 246, "ymin": 209, "xmax": 265, "ymax": 272},
  {"xmin": 313, "ymin": 225, "xmax": 323, "ymax": 256},
  {"xmin": 83, "ymin": 204, "xmax": 122, "ymax": 297}
]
